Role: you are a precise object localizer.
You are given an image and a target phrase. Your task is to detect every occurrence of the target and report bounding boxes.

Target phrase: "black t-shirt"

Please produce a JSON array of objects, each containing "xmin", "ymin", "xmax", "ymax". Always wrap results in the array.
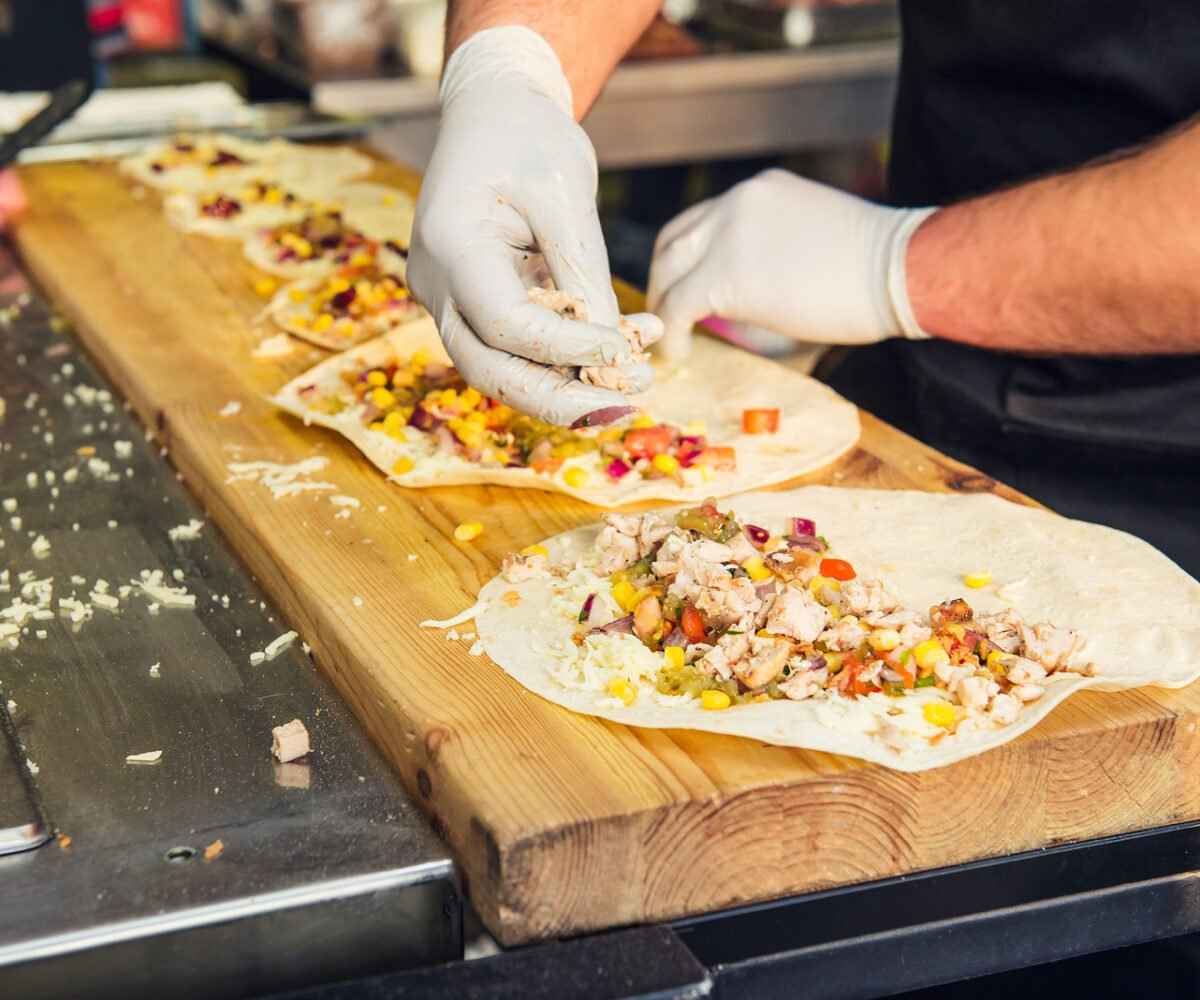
[{"xmin": 886, "ymin": 0, "xmax": 1200, "ymax": 462}]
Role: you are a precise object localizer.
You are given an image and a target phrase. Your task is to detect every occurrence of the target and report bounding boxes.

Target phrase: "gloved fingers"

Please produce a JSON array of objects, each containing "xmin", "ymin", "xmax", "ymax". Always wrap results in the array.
[
  {"xmin": 439, "ymin": 307, "xmax": 634, "ymax": 427},
  {"xmin": 621, "ymin": 312, "xmax": 664, "ymax": 350},
  {"xmin": 646, "ymin": 212, "xmax": 716, "ymax": 319},
  {"xmin": 452, "ymin": 245, "xmax": 633, "ymax": 368},
  {"xmin": 648, "ymin": 262, "xmax": 719, "ymax": 363},
  {"xmin": 526, "ymin": 195, "xmax": 620, "ymax": 328},
  {"xmin": 651, "ymin": 196, "xmax": 716, "ymax": 258}
]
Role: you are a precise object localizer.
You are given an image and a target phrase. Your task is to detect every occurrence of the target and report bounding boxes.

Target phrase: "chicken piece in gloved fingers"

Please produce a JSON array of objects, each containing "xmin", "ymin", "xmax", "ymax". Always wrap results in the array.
[
  {"xmin": 646, "ymin": 168, "xmax": 938, "ymax": 361},
  {"xmin": 406, "ymin": 26, "xmax": 651, "ymax": 427}
]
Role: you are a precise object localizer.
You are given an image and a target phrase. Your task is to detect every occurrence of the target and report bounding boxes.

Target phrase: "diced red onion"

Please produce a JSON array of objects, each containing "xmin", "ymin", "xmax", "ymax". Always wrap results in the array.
[
  {"xmin": 571, "ymin": 405, "xmax": 636, "ymax": 430},
  {"xmin": 433, "ymin": 425, "xmax": 458, "ymax": 454},
  {"xmin": 578, "ymin": 593, "xmax": 596, "ymax": 624},
  {"xmin": 676, "ymin": 438, "xmax": 706, "ymax": 468},
  {"xmin": 744, "ymin": 524, "xmax": 769, "ymax": 547},
  {"xmin": 663, "ymin": 626, "xmax": 687, "ymax": 648},
  {"xmin": 791, "ymin": 517, "xmax": 816, "ymax": 537},
  {"xmin": 787, "ymin": 535, "xmax": 823, "ymax": 552},
  {"xmin": 755, "ymin": 581, "xmax": 776, "ymax": 600},
  {"xmin": 606, "ymin": 458, "xmax": 631, "ymax": 480},
  {"xmin": 408, "ymin": 405, "xmax": 438, "ymax": 431},
  {"xmin": 589, "ymin": 614, "xmax": 635, "ymax": 636}
]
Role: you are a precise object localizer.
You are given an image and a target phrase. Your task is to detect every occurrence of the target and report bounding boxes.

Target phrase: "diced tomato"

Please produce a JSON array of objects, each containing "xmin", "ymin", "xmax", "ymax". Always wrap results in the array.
[
  {"xmin": 819, "ymin": 558, "xmax": 856, "ymax": 581},
  {"xmin": 680, "ymin": 605, "xmax": 707, "ymax": 643},
  {"xmin": 694, "ymin": 446, "xmax": 737, "ymax": 471},
  {"xmin": 741, "ymin": 408, "xmax": 780, "ymax": 434},
  {"xmin": 530, "ymin": 457, "xmax": 563, "ymax": 474},
  {"xmin": 887, "ymin": 650, "xmax": 916, "ymax": 689},
  {"xmin": 840, "ymin": 654, "xmax": 873, "ymax": 696},
  {"xmin": 623, "ymin": 425, "xmax": 675, "ymax": 460}
]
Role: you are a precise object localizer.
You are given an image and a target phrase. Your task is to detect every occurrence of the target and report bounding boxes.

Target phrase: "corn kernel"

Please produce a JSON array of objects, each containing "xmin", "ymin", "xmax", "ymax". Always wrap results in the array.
[
  {"xmin": 697, "ymin": 464, "xmax": 714, "ymax": 482},
  {"xmin": 328, "ymin": 277, "xmax": 351, "ymax": 295},
  {"xmin": 923, "ymin": 701, "xmax": 956, "ymax": 729},
  {"xmin": 963, "ymin": 571, "xmax": 992, "ymax": 589},
  {"xmin": 664, "ymin": 646, "xmax": 685, "ymax": 670},
  {"xmin": 409, "ymin": 348, "xmax": 429, "ymax": 369},
  {"xmin": 454, "ymin": 424, "xmax": 485, "ymax": 449},
  {"xmin": 392, "ymin": 457, "xmax": 414, "ymax": 475},
  {"xmin": 293, "ymin": 237, "xmax": 313, "ymax": 258},
  {"xmin": 263, "ymin": 187, "xmax": 284, "ymax": 205},
  {"xmin": 701, "ymin": 689, "xmax": 732, "ymax": 711},
  {"xmin": 652, "ymin": 453, "xmax": 680, "ymax": 475},
  {"xmin": 597, "ymin": 428, "xmax": 623, "ymax": 443},
  {"xmin": 313, "ymin": 313, "xmax": 334, "ymax": 333},
  {"xmin": 437, "ymin": 388, "xmax": 459, "ymax": 409},
  {"xmin": 563, "ymin": 466, "xmax": 589, "ymax": 488},
  {"xmin": 288, "ymin": 287, "xmax": 308, "ymax": 303},
  {"xmin": 607, "ymin": 677, "xmax": 637, "ymax": 706},
  {"xmin": 453, "ymin": 521, "xmax": 483, "ymax": 542},
  {"xmin": 350, "ymin": 251, "xmax": 373, "ymax": 268},
  {"xmin": 370, "ymin": 387, "xmax": 397, "ymax": 409},
  {"xmin": 913, "ymin": 639, "xmax": 951, "ymax": 673},
  {"xmin": 520, "ymin": 544, "xmax": 549, "ymax": 559},
  {"xmin": 465, "ymin": 410, "xmax": 488, "ymax": 428},
  {"xmin": 253, "ymin": 276, "xmax": 277, "ymax": 297},
  {"xmin": 382, "ymin": 192, "xmax": 398, "ymax": 206},
  {"xmin": 684, "ymin": 419, "xmax": 707, "ymax": 435},
  {"xmin": 368, "ymin": 421, "xmax": 385, "ymax": 432},
  {"xmin": 868, "ymin": 628, "xmax": 902, "ymax": 652},
  {"xmin": 630, "ymin": 413, "xmax": 656, "ymax": 429},
  {"xmin": 986, "ymin": 650, "xmax": 1010, "ymax": 675},
  {"xmin": 741, "ymin": 556, "xmax": 772, "ymax": 582},
  {"xmin": 459, "ymin": 386, "xmax": 483, "ymax": 410},
  {"xmin": 382, "ymin": 409, "xmax": 407, "ymax": 432},
  {"xmin": 611, "ymin": 579, "xmax": 638, "ymax": 612},
  {"xmin": 808, "ymin": 575, "xmax": 841, "ymax": 602},
  {"xmin": 366, "ymin": 370, "xmax": 388, "ymax": 386}
]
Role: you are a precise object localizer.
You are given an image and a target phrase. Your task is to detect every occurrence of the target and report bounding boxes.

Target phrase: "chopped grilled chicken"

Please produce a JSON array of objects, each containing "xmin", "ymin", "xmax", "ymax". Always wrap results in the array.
[
  {"xmin": 735, "ymin": 635, "xmax": 793, "ymax": 688},
  {"xmin": 840, "ymin": 577, "xmax": 900, "ymax": 617},
  {"xmin": 818, "ymin": 614, "xmax": 868, "ymax": 651},
  {"xmin": 930, "ymin": 598, "xmax": 974, "ymax": 629},
  {"xmin": 978, "ymin": 608, "xmax": 1024, "ymax": 654},
  {"xmin": 989, "ymin": 692, "xmax": 1021, "ymax": 724},
  {"xmin": 765, "ymin": 584, "xmax": 830, "ymax": 643}
]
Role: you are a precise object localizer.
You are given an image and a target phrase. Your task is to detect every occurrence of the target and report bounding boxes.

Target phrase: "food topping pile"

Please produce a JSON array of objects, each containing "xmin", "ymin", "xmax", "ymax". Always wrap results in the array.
[
  {"xmin": 501, "ymin": 500, "xmax": 1093, "ymax": 739},
  {"xmin": 297, "ymin": 351, "xmax": 778, "ymax": 487},
  {"xmin": 265, "ymin": 210, "xmax": 376, "ymax": 266},
  {"xmin": 148, "ymin": 139, "xmax": 251, "ymax": 175},
  {"xmin": 199, "ymin": 181, "xmax": 299, "ymax": 219},
  {"xmin": 281, "ymin": 263, "xmax": 418, "ymax": 338}
]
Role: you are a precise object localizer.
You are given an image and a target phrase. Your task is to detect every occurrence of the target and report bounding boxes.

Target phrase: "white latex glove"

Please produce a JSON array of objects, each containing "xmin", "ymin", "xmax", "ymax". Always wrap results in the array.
[
  {"xmin": 647, "ymin": 168, "xmax": 938, "ymax": 360},
  {"xmin": 407, "ymin": 26, "xmax": 651, "ymax": 427}
]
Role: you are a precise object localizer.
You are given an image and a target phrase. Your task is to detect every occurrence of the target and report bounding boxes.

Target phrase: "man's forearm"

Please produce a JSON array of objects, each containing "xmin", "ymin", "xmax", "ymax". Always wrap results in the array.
[
  {"xmin": 446, "ymin": 0, "xmax": 660, "ymax": 119},
  {"xmin": 907, "ymin": 118, "xmax": 1200, "ymax": 354}
]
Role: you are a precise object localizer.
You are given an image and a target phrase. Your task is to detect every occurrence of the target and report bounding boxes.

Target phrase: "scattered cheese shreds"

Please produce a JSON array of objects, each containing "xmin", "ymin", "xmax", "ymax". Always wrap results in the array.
[
  {"xmin": 226, "ymin": 457, "xmax": 337, "ymax": 499},
  {"xmin": 419, "ymin": 601, "xmax": 486, "ymax": 630},
  {"xmin": 263, "ymin": 630, "xmax": 298, "ymax": 659},
  {"xmin": 218, "ymin": 400, "xmax": 242, "ymax": 418},
  {"xmin": 252, "ymin": 333, "xmax": 293, "ymax": 358},
  {"xmin": 126, "ymin": 750, "xmax": 162, "ymax": 765},
  {"xmin": 149, "ymin": 662, "xmax": 161, "ymax": 678},
  {"xmin": 168, "ymin": 518, "xmax": 205, "ymax": 541}
]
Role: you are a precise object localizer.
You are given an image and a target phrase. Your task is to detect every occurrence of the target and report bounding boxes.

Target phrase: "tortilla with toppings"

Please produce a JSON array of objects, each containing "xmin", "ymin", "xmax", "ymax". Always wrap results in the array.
[
  {"xmin": 271, "ymin": 317, "xmax": 860, "ymax": 505},
  {"xmin": 464, "ymin": 487, "xmax": 1200, "ymax": 771},
  {"xmin": 242, "ymin": 195, "xmax": 411, "ymax": 280},
  {"xmin": 121, "ymin": 135, "xmax": 371, "ymax": 193},
  {"xmin": 164, "ymin": 177, "xmax": 314, "ymax": 238},
  {"xmin": 264, "ymin": 257, "xmax": 424, "ymax": 349}
]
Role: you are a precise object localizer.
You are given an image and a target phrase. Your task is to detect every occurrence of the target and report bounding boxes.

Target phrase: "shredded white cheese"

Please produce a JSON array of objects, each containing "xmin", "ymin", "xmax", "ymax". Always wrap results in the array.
[
  {"xmin": 419, "ymin": 601, "xmax": 486, "ymax": 630},
  {"xmin": 132, "ymin": 569, "xmax": 196, "ymax": 609},
  {"xmin": 264, "ymin": 630, "xmax": 298, "ymax": 659},
  {"xmin": 168, "ymin": 518, "xmax": 204, "ymax": 541},
  {"xmin": 252, "ymin": 333, "xmax": 293, "ymax": 358},
  {"xmin": 218, "ymin": 400, "xmax": 242, "ymax": 417},
  {"xmin": 226, "ymin": 457, "xmax": 337, "ymax": 499},
  {"xmin": 125, "ymin": 750, "xmax": 163, "ymax": 765}
]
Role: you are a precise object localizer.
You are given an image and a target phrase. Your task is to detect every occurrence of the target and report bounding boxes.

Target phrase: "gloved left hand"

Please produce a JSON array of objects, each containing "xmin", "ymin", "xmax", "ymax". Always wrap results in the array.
[{"xmin": 646, "ymin": 168, "xmax": 937, "ymax": 359}]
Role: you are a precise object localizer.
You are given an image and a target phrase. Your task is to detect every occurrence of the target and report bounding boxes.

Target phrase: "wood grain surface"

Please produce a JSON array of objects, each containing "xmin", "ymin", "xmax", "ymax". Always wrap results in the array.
[{"xmin": 14, "ymin": 157, "xmax": 1200, "ymax": 946}]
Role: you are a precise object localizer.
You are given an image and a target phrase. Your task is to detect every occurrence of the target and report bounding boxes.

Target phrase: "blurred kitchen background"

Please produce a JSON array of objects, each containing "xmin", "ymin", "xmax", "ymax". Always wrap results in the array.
[{"xmin": 0, "ymin": 0, "xmax": 899, "ymax": 362}]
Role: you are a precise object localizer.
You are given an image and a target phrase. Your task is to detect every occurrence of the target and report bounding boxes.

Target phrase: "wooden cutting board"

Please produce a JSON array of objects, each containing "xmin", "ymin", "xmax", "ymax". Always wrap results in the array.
[{"xmin": 14, "ymin": 158, "xmax": 1200, "ymax": 946}]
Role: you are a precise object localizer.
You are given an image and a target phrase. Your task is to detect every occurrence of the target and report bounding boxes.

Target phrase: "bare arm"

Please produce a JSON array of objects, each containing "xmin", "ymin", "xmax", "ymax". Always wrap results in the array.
[
  {"xmin": 445, "ymin": 0, "xmax": 661, "ymax": 119},
  {"xmin": 907, "ymin": 119, "xmax": 1200, "ymax": 354}
]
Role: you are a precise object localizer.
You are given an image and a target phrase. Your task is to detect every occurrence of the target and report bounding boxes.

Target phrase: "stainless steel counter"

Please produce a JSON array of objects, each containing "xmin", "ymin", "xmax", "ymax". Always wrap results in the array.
[{"xmin": 0, "ymin": 244, "xmax": 460, "ymax": 998}]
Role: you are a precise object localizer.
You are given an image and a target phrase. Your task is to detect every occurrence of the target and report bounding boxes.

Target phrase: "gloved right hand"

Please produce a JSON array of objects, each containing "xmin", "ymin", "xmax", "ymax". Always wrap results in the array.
[{"xmin": 407, "ymin": 26, "xmax": 651, "ymax": 427}]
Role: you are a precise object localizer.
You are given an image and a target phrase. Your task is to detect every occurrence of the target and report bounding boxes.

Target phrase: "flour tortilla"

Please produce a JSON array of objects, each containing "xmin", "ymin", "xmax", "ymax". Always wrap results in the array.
[
  {"xmin": 121, "ymin": 135, "xmax": 371, "ymax": 193},
  {"xmin": 263, "ymin": 265, "xmax": 424, "ymax": 349},
  {"xmin": 469, "ymin": 487, "xmax": 1200, "ymax": 771},
  {"xmin": 163, "ymin": 178, "xmax": 312, "ymax": 238},
  {"xmin": 242, "ymin": 189, "xmax": 413, "ymax": 280},
  {"xmin": 271, "ymin": 319, "xmax": 860, "ymax": 505}
]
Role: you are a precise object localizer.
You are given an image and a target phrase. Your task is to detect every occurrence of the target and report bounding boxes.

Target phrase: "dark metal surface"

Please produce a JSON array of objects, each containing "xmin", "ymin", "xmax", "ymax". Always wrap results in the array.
[
  {"xmin": 270, "ymin": 926, "xmax": 712, "ymax": 1000},
  {"xmin": 676, "ymin": 821, "xmax": 1200, "ymax": 998},
  {"xmin": 0, "ymin": 243, "xmax": 460, "ymax": 998}
]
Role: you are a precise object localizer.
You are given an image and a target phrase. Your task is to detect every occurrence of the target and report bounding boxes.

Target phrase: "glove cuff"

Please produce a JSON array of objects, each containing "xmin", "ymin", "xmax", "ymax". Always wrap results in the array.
[
  {"xmin": 441, "ymin": 25, "xmax": 574, "ymax": 118},
  {"xmin": 886, "ymin": 206, "xmax": 939, "ymax": 341}
]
